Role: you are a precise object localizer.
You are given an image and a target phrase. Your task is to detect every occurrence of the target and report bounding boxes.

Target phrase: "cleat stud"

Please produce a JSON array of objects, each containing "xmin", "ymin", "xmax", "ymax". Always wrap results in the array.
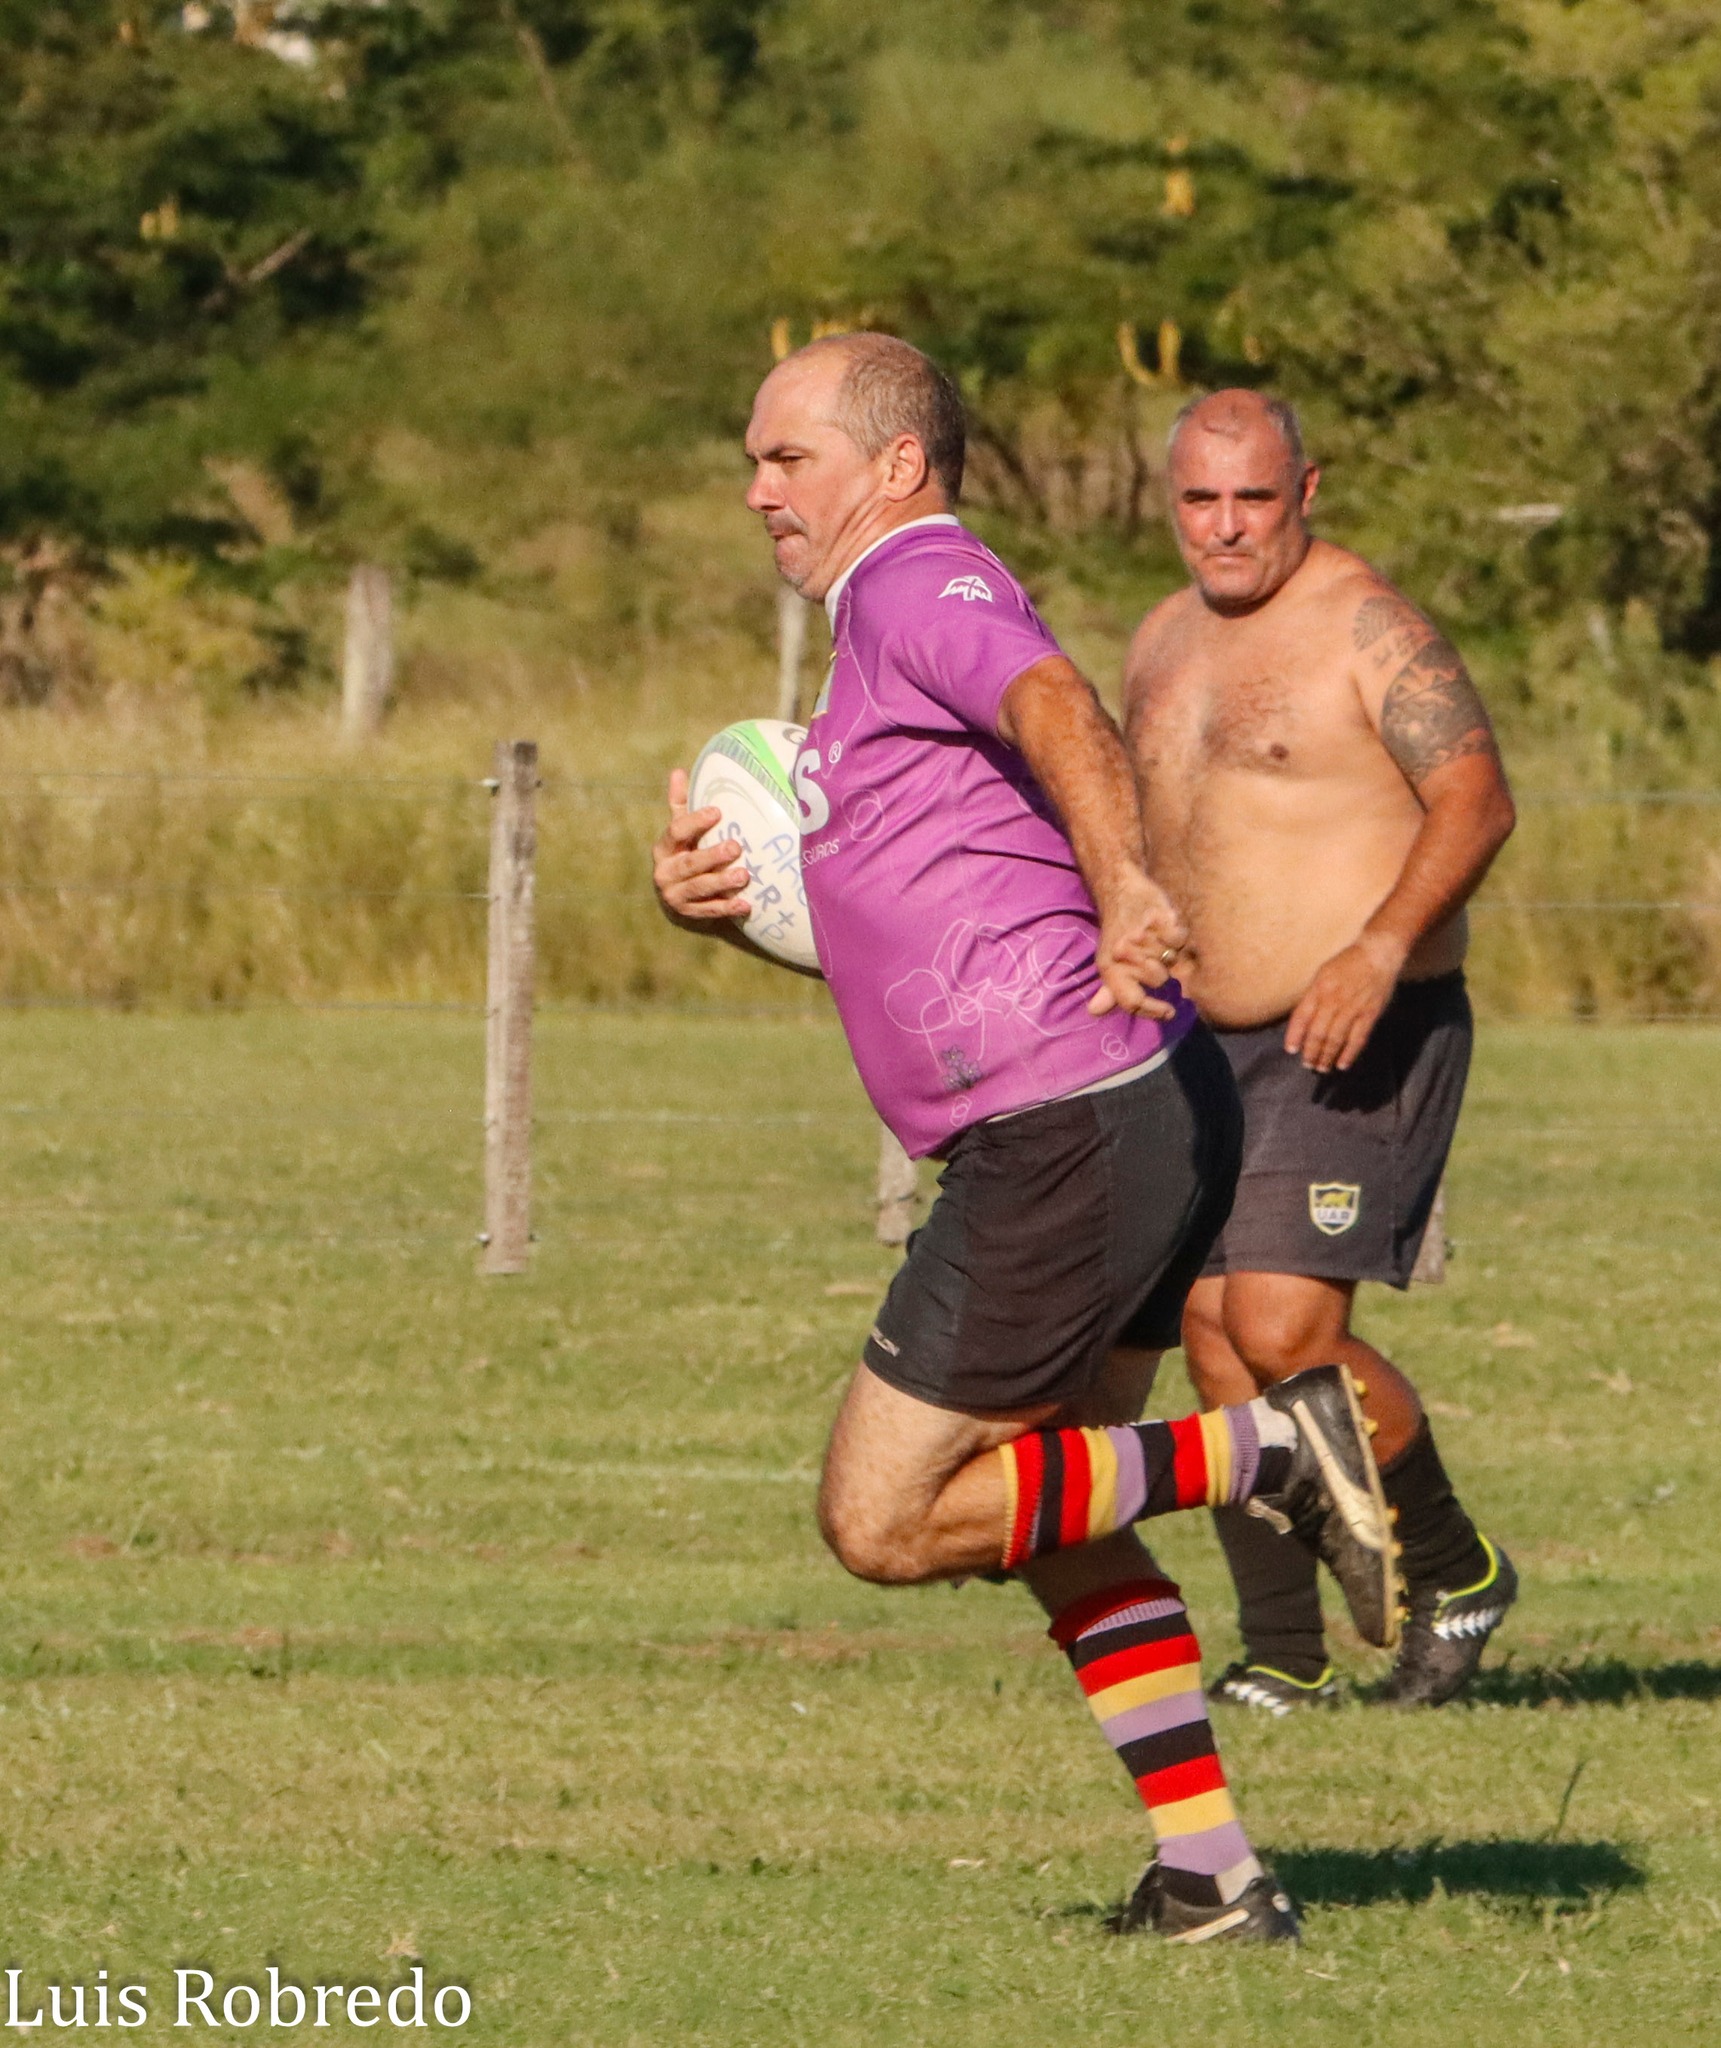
[{"xmin": 1366, "ymin": 1418, "xmax": 1379, "ymax": 1437}]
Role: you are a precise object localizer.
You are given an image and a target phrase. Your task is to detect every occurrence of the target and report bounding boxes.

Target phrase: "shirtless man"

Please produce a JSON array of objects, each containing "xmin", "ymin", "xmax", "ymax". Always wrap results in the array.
[{"xmin": 1125, "ymin": 390, "xmax": 1518, "ymax": 1710}]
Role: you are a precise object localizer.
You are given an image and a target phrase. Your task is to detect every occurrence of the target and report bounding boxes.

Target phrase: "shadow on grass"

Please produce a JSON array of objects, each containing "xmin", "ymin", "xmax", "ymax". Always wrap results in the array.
[
  {"xmin": 1460, "ymin": 1658, "xmax": 1721, "ymax": 1707},
  {"xmin": 1272, "ymin": 1838, "xmax": 1645, "ymax": 1911},
  {"xmin": 1051, "ymin": 1839, "xmax": 1646, "ymax": 1934}
]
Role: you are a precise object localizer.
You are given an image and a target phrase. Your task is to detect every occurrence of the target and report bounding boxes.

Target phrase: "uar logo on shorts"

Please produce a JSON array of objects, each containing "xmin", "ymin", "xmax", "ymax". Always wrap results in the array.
[
  {"xmin": 939, "ymin": 575, "xmax": 994, "ymax": 603},
  {"xmin": 1308, "ymin": 1182, "xmax": 1361, "ymax": 1236}
]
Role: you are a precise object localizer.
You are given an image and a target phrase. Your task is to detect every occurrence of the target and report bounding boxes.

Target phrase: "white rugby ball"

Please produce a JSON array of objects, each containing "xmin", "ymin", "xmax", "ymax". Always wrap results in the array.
[{"xmin": 687, "ymin": 717, "xmax": 822, "ymax": 973}]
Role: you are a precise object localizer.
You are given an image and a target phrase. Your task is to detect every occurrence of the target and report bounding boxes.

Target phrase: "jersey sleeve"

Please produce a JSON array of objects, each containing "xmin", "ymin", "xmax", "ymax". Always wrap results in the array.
[{"xmin": 892, "ymin": 557, "xmax": 1064, "ymax": 734}]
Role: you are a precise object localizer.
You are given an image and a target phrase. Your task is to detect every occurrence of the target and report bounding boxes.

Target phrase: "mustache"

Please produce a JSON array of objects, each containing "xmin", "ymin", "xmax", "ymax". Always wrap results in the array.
[{"xmin": 764, "ymin": 515, "xmax": 809, "ymax": 541}]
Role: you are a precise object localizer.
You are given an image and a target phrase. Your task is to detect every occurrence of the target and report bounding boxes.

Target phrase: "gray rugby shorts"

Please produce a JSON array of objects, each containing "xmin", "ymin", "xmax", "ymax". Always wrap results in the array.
[{"xmin": 1200, "ymin": 970, "xmax": 1471, "ymax": 1290}]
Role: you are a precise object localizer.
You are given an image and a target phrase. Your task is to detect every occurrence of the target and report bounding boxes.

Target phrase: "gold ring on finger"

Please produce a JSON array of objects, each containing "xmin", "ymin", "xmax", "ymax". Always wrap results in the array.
[{"xmin": 1160, "ymin": 948, "xmax": 1178, "ymax": 966}]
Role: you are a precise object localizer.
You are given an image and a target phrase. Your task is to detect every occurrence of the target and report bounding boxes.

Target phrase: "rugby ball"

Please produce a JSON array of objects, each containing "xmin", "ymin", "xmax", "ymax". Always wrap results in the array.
[{"xmin": 687, "ymin": 718, "xmax": 822, "ymax": 973}]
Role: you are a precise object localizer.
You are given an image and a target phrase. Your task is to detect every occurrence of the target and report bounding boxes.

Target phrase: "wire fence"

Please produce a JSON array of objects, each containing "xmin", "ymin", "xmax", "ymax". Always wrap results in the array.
[
  {"xmin": 0, "ymin": 765, "xmax": 1715, "ymax": 1015},
  {"xmin": 0, "ymin": 756, "xmax": 1711, "ymax": 1268}
]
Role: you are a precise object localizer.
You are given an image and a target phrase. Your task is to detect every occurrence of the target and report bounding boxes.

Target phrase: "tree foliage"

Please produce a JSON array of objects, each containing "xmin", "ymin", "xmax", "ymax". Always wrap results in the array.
[{"xmin": 1, "ymin": 0, "xmax": 1719, "ymax": 666}]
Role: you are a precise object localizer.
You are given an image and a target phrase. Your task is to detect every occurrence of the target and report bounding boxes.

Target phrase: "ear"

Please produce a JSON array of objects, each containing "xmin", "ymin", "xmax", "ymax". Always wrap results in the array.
[
  {"xmin": 880, "ymin": 432, "xmax": 931, "ymax": 503},
  {"xmin": 1300, "ymin": 464, "xmax": 1321, "ymax": 515}
]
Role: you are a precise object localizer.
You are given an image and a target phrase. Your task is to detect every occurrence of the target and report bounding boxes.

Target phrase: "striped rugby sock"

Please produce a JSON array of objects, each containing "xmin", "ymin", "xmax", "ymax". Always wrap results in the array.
[
  {"xmin": 1053, "ymin": 1577, "xmax": 1262, "ymax": 1906},
  {"xmin": 998, "ymin": 1401, "xmax": 1294, "ymax": 1571}
]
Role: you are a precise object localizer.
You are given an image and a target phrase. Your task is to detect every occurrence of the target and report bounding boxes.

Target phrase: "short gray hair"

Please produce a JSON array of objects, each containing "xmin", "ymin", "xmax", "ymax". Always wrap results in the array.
[
  {"xmin": 800, "ymin": 332, "xmax": 967, "ymax": 501},
  {"xmin": 1168, "ymin": 392, "xmax": 1307, "ymax": 474}
]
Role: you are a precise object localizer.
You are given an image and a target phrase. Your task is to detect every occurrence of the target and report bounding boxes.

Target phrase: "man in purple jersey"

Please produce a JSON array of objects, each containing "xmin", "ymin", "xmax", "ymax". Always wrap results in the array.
[{"xmin": 650, "ymin": 334, "xmax": 1396, "ymax": 1944}]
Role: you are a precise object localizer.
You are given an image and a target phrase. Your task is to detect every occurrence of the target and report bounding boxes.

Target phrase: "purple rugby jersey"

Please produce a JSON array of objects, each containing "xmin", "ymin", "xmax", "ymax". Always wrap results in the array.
[{"xmin": 795, "ymin": 518, "xmax": 1195, "ymax": 1158}]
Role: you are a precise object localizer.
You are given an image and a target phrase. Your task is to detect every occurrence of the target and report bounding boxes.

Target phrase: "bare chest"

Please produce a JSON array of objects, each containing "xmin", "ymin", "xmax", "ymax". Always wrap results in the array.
[{"xmin": 1134, "ymin": 657, "xmax": 1361, "ymax": 787}]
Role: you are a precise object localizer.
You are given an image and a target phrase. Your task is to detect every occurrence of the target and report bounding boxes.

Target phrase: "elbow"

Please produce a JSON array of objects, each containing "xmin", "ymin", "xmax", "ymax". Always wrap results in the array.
[
  {"xmin": 1467, "ymin": 760, "xmax": 1515, "ymax": 859},
  {"xmin": 1490, "ymin": 784, "xmax": 1517, "ymax": 855}
]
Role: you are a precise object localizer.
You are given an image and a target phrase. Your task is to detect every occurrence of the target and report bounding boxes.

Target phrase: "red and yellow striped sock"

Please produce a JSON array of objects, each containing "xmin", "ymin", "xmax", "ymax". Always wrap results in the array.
[
  {"xmin": 1052, "ymin": 1578, "xmax": 1262, "ymax": 1904},
  {"xmin": 999, "ymin": 1406, "xmax": 1284, "ymax": 1571}
]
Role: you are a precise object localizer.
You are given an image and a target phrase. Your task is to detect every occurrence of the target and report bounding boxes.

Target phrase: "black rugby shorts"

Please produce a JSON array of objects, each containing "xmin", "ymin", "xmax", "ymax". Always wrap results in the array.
[
  {"xmin": 1201, "ymin": 969, "xmax": 1472, "ymax": 1289},
  {"xmin": 862, "ymin": 1024, "xmax": 1242, "ymax": 1414}
]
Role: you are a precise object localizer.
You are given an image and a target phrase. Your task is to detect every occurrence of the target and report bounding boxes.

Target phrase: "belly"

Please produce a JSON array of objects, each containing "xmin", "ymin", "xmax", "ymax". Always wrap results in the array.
[{"xmin": 1159, "ymin": 778, "xmax": 1464, "ymax": 1027}]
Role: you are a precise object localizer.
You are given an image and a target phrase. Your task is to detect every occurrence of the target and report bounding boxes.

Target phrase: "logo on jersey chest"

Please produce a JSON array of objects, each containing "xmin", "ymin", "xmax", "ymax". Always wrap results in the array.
[
  {"xmin": 1308, "ymin": 1182, "xmax": 1361, "ymax": 1236},
  {"xmin": 939, "ymin": 574, "xmax": 994, "ymax": 603},
  {"xmin": 792, "ymin": 749, "xmax": 831, "ymax": 832}
]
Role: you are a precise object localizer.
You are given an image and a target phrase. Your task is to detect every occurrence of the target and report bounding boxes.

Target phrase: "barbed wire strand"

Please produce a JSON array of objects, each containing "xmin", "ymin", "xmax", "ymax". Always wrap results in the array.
[
  {"xmin": 0, "ymin": 770, "xmax": 655, "ymax": 796},
  {"xmin": 0, "ymin": 1103, "xmax": 835, "ymax": 1127},
  {"xmin": 0, "ymin": 990, "xmax": 1708, "ymax": 1022},
  {"xmin": 1472, "ymin": 901, "xmax": 1721, "ymax": 913},
  {"xmin": 0, "ymin": 995, "xmax": 840, "ymax": 1022},
  {"xmin": 3, "ymin": 769, "xmax": 1721, "ymax": 802},
  {"xmin": 3, "ymin": 877, "xmax": 1721, "ymax": 913},
  {"xmin": 0, "ymin": 882, "xmax": 489, "ymax": 902},
  {"xmin": 0, "ymin": 1100, "xmax": 1711, "ymax": 1134}
]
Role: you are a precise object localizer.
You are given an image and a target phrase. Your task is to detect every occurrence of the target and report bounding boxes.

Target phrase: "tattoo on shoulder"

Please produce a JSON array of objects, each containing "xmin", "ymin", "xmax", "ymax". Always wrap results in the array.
[
  {"xmin": 1352, "ymin": 594, "xmax": 1407, "ymax": 653},
  {"xmin": 1353, "ymin": 588, "xmax": 1497, "ymax": 782},
  {"xmin": 1378, "ymin": 632, "xmax": 1498, "ymax": 784}
]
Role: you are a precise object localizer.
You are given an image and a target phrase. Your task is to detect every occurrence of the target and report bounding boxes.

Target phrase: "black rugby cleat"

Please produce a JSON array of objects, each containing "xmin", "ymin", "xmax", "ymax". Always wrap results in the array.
[
  {"xmin": 1381, "ymin": 1535, "xmax": 1518, "ymax": 1708},
  {"xmin": 1209, "ymin": 1661, "xmax": 1343, "ymax": 1717},
  {"xmin": 1120, "ymin": 1861, "xmax": 1300, "ymax": 1945},
  {"xmin": 1251, "ymin": 1365, "xmax": 1401, "ymax": 1650}
]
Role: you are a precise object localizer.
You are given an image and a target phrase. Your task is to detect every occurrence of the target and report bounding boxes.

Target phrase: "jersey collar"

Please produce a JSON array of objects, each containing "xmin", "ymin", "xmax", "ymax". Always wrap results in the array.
[{"xmin": 822, "ymin": 514, "xmax": 962, "ymax": 627}]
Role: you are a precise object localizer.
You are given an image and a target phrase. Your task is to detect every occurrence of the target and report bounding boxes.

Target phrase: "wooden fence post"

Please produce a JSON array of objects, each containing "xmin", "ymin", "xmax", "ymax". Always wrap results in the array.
[
  {"xmin": 1410, "ymin": 1177, "xmax": 1447, "ymax": 1286},
  {"xmin": 341, "ymin": 564, "xmax": 394, "ymax": 744},
  {"xmin": 483, "ymin": 740, "xmax": 537, "ymax": 1275},
  {"xmin": 775, "ymin": 585, "xmax": 808, "ymax": 723},
  {"xmin": 875, "ymin": 1126, "xmax": 918, "ymax": 1247}
]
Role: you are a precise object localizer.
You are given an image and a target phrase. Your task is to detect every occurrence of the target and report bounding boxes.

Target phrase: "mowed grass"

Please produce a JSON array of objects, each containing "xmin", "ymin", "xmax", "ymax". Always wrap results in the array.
[{"xmin": 0, "ymin": 1009, "xmax": 1716, "ymax": 2044}]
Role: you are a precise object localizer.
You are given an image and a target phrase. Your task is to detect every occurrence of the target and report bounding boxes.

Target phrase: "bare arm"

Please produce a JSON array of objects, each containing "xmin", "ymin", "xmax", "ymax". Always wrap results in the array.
[
  {"xmin": 1357, "ymin": 591, "xmax": 1517, "ymax": 945},
  {"xmin": 1285, "ymin": 592, "xmax": 1515, "ymax": 1072},
  {"xmin": 997, "ymin": 655, "xmax": 1186, "ymax": 1019}
]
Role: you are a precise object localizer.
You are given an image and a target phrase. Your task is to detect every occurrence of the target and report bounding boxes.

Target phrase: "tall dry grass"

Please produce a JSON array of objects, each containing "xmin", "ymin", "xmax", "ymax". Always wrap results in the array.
[
  {"xmin": 0, "ymin": 468, "xmax": 833, "ymax": 1010},
  {"xmin": 0, "ymin": 688, "xmax": 821, "ymax": 1012}
]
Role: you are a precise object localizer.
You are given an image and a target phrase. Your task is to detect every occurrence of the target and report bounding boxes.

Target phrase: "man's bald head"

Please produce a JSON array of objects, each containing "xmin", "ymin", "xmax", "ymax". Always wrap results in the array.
[
  {"xmin": 784, "ymin": 332, "xmax": 966, "ymax": 503},
  {"xmin": 1169, "ymin": 390, "xmax": 1307, "ymax": 482},
  {"xmin": 1164, "ymin": 389, "xmax": 1319, "ymax": 613},
  {"xmin": 745, "ymin": 332, "xmax": 964, "ymax": 601}
]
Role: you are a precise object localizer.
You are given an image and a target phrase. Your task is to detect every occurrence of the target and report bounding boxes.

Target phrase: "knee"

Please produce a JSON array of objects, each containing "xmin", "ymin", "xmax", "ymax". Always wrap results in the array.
[
  {"xmin": 816, "ymin": 1487, "xmax": 927, "ymax": 1586},
  {"xmin": 1223, "ymin": 1297, "xmax": 1337, "ymax": 1381}
]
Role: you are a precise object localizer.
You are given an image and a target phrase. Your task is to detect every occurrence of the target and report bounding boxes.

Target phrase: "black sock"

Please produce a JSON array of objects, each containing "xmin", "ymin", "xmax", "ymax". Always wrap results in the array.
[
  {"xmin": 1380, "ymin": 1419, "xmax": 1490, "ymax": 1597},
  {"xmin": 1211, "ymin": 1504, "xmax": 1326, "ymax": 1682}
]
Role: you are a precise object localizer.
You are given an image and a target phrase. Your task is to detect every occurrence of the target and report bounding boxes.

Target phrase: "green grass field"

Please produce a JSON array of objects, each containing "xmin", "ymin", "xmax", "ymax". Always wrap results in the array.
[{"xmin": 0, "ymin": 1008, "xmax": 1716, "ymax": 2043}]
